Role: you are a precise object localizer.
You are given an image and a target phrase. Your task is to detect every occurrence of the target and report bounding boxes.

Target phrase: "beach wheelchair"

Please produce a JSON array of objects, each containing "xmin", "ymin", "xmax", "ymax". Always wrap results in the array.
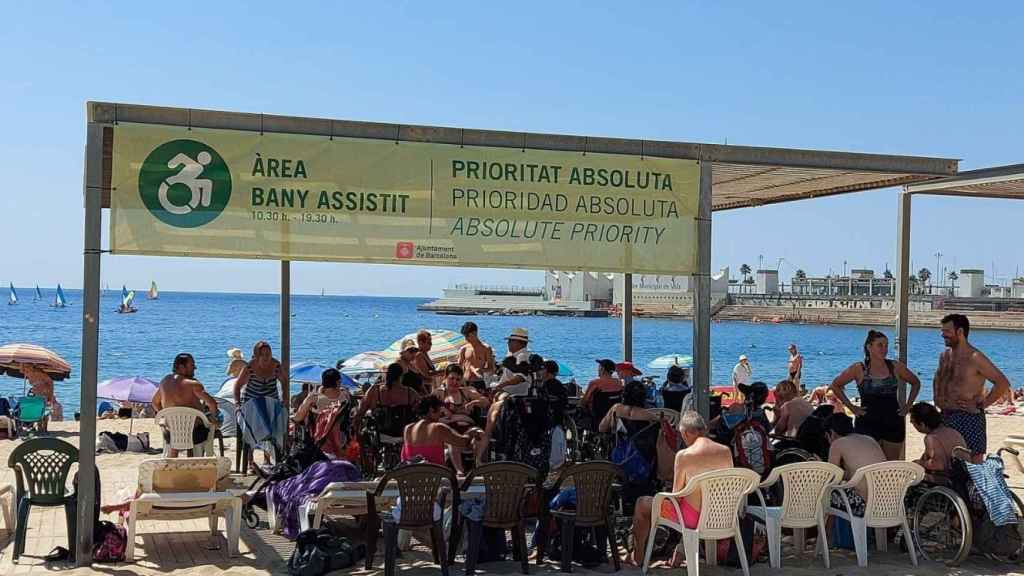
[{"xmin": 906, "ymin": 446, "xmax": 1024, "ymax": 566}]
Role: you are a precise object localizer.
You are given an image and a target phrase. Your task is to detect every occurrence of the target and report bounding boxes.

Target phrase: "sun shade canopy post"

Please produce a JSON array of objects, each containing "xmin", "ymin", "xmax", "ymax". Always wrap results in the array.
[{"xmin": 896, "ymin": 164, "xmax": 1024, "ymax": 367}]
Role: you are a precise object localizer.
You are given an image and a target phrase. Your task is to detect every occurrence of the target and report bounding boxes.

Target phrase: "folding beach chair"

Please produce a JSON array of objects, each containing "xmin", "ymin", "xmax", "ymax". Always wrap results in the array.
[{"xmin": 13, "ymin": 396, "xmax": 49, "ymax": 437}]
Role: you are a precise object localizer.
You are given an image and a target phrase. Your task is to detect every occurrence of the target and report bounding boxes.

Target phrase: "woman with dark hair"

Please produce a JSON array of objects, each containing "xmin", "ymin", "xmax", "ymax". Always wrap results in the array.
[
  {"xmin": 353, "ymin": 363, "xmax": 421, "ymax": 436},
  {"xmin": 910, "ymin": 401, "xmax": 966, "ymax": 474},
  {"xmin": 830, "ymin": 330, "xmax": 922, "ymax": 460},
  {"xmin": 402, "ymin": 395, "xmax": 482, "ymax": 465},
  {"xmin": 292, "ymin": 368, "xmax": 351, "ymax": 424},
  {"xmin": 598, "ymin": 381, "xmax": 659, "ymax": 433}
]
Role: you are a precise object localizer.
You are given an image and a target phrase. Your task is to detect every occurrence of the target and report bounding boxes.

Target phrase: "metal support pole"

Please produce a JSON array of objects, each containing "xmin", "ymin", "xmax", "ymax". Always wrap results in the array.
[
  {"xmin": 280, "ymin": 260, "xmax": 291, "ymax": 411},
  {"xmin": 622, "ymin": 273, "xmax": 633, "ymax": 361},
  {"xmin": 77, "ymin": 123, "xmax": 103, "ymax": 566},
  {"xmin": 692, "ymin": 161, "xmax": 713, "ymax": 420},
  {"xmin": 895, "ymin": 191, "xmax": 912, "ymax": 365}
]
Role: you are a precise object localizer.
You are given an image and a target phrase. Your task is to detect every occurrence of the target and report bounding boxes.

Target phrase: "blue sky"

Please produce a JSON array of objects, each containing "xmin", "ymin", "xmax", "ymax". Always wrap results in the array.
[{"xmin": 2, "ymin": 2, "xmax": 1022, "ymax": 297}]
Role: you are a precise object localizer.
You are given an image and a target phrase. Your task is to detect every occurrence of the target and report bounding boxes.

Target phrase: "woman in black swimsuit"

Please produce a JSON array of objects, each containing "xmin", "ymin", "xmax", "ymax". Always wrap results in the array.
[
  {"xmin": 353, "ymin": 363, "xmax": 422, "ymax": 438},
  {"xmin": 830, "ymin": 330, "xmax": 922, "ymax": 460}
]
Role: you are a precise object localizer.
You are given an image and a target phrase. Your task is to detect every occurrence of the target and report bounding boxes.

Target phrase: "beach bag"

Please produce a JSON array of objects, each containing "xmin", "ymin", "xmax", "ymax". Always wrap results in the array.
[
  {"xmin": 288, "ymin": 526, "xmax": 358, "ymax": 576},
  {"xmin": 732, "ymin": 418, "xmax": 771, "ymax": 476},
  {"xmin": 612, "ymin": 422, "xmax": 657, "ymax": 484},
  {"xmin": 126, "ymin": 432, "xmax": 150, "ymax": 452},
  {"xmin": 93, "ymin": 520, "xmax": 127, "ymax": 562}
]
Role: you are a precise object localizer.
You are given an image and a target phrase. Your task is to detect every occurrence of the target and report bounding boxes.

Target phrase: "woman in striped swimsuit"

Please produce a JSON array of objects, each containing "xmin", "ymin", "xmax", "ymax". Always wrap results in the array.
[{"xmin": 234, "ymin": 341, "xmax": 287, "ymax": 405}]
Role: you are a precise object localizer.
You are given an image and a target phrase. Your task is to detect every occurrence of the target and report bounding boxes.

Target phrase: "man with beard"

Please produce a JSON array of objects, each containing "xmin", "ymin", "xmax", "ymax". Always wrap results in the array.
[
  {"xmin": 154, "ymin": 353, "xmax": 219, "ymax": 457},
  {"xmin": 934, "ymin": 314, "xmax": 1011, "ymax": 462}
]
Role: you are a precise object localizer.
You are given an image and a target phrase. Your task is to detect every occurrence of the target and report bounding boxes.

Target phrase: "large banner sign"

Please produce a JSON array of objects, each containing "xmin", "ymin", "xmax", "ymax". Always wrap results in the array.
[{"xmin": 110, "ymin": 123, "xmax": 700, "ymax": 274}]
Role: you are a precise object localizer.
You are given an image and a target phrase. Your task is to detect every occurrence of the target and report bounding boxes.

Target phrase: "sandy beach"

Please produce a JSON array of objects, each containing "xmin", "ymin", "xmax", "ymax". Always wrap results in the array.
[{"xmin": 1, "ymin": 415, "xmax": 1023, "ymax": 575}]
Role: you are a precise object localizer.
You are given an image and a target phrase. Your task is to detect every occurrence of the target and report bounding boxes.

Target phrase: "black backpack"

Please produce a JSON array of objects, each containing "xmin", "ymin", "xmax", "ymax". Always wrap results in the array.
[{"xmin": 288, "ymin": 526, "xmax": 361, "ymax": 576}]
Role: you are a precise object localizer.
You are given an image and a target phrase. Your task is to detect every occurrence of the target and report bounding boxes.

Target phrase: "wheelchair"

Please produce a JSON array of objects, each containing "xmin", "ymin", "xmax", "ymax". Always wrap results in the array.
[{"xmin": 907, "ymin": 446, "xmax": 1024, "ymax": 566}]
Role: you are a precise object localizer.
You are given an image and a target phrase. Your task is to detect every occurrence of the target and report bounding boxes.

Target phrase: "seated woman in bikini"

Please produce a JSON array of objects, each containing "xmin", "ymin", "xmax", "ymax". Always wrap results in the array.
[{"xmin": 402, "ymin": 395, "xmax": 483, "ymax": 466}]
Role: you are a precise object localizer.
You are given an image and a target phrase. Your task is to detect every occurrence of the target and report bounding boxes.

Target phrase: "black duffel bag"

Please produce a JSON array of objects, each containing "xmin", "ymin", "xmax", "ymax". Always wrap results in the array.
[{"xmin": 288, "ymin": 526, "xmax": 361, "ymax": 576}]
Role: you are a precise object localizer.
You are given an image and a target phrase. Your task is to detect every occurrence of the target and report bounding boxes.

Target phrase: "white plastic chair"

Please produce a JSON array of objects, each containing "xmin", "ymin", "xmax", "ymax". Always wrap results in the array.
[
  {"xmin": 747, "ymin": 462, "xmax": 843, "ymax": 568},
  {"xmin": 157, "ymin": 407, "xmax": 214, "ymax": 457},
  {"xmin": 647, "ymin": 408, "xmax": 681, "ymax": 427},
  {"xmin": 825, "ymin": 461, "xmax": 924, "ymax": 567},
  {"xmin": 0, "ymin": 483, "xmax": 13, "ymax": 532},
  {"xmin": 641, "ymin": 468, "xmax": 760, "ymax": 576},
  {"xmin": 122, "ymin": 457, "xmax": 240, "ymax": 561}
]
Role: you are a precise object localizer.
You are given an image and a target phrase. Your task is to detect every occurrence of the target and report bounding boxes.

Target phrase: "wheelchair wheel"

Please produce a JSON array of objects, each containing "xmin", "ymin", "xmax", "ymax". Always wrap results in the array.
[
  {"xmin": 774, "ymin": 447, "xmax": 819, "ymax": 466},
  {"xmin": 991, "ymin": 491, "xmax": 1024, "ymax": 563},
  {"xmin": 913, "ymin": 485, "xmax": 972, "ymax": 566},
  {"xmin": 242, "ymin": 506, "xmax": 260, "ymax": 530}
]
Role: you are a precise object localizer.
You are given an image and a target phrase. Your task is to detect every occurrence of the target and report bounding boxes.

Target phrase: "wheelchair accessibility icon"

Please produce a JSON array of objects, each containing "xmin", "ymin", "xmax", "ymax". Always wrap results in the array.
[{"xmin": 139, "ymin": 140, "xmax": 232, "ymax": 228}]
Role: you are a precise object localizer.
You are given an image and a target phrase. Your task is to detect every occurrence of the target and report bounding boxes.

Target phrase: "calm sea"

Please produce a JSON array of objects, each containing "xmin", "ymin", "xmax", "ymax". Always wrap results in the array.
[{"xmin": 3, "ymin": 289, "xmax": 1022, "ymax": 413}]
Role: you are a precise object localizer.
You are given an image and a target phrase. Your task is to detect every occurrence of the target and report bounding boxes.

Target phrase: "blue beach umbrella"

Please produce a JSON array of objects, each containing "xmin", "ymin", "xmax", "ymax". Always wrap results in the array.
[
  {"xmin": 289, "ymin": 361, "xmax": 358, "ymax": 389},
  {"xmin": 648, "ymin": 354, "xmax": 693, "ymax": 370},
  {"xmin": 557, "ymin": 364, "xmax": 575, "ymax": 379}
]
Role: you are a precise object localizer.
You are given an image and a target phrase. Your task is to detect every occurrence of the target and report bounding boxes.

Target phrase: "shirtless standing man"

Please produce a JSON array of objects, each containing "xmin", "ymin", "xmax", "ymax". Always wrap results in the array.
[
  {"xmin": 933, "ymin": 314, "xmax": 1011, "ymax": 462},
  {"xmin": 787, "ymin": 344, "xmax": 804, "ymax": 389},
  {"xmin": 154, "ymin": 353, "xmax": 219, "ymax": 456},
  {"xmin": 630, "ymin": 411, "xmax": 733, "ymax": 565},
  {"xmin": 457, "ymin": 322, "xmax": 495, "ymax": 393}
]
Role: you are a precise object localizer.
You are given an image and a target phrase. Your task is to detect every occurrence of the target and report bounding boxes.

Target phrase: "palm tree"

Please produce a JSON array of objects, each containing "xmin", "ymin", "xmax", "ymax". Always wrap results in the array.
[
  {"xmin": 948, "ymin": 271, "xmax": 959, "ymax": 293},
  {"xmin": 883, "ymin": 269, "xmax": 894, "ymax": 280},
  {"xmin": 740, "ymin": 264, "xmax": 752, "ymax": 281},
  {"xmin": 918, "ymin": 268, "xmax": 931, "ymax": 286},
  {"xmin": 795, "ymin": 269, "xmax": 807, "ymax": 280}
]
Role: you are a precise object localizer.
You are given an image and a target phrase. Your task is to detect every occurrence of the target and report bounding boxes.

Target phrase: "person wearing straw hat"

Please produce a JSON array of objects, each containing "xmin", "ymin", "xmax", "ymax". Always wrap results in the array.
[
  {"xmin": 397, "ymin": 338, "xmax": 419, "ymax": 376},
  {"xmin": 226, "ymin": 348, "xmax": 247, "ymax": 378},
  {"xmin": 495, "ymin": 328, "xmax": 532, "ymax": 396}
]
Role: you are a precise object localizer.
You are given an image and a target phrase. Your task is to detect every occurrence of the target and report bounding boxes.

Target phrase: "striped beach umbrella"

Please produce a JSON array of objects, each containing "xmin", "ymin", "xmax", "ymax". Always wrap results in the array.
[
  {"xmin": 382, "ymin": 329, "xmax": 466, "ymax": 368},
  {"xmin": 339, "ymin": 351, "xmax": 391, "ymax": 375},
  {"xmin": 0, "ymin": 343, "xmax": 72, "ymax": 381}
]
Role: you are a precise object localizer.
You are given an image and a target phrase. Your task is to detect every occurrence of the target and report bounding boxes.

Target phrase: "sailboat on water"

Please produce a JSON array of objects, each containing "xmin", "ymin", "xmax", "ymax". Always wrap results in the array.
[
  {"xmin": 118, "ymin": 285, "xmax": 137, "ymax": 314},
  {"xmin": 52, "ymin": 284, "xmax": 68, "ymax": 308},
  {"xmin": 34, "ymin": 285, "xmax": 42, "ymax": 302},
  {"xmin": 147, "ymin": 281, "xmax": 159, "ymax": 300},
  {"xmin": 7, "ymin": 283, "xmax": 17, "ymax": 305}
]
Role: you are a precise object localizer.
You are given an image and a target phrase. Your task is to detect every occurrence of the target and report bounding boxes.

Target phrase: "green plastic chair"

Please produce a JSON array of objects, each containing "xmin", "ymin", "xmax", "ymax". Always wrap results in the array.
[
  {"xmin": 14, "ymin": 396, "xmax": 49, "ymax": 436},
  {"xmin": 8, "ymin": 438, "xmax": 88, "ymax": 562}
]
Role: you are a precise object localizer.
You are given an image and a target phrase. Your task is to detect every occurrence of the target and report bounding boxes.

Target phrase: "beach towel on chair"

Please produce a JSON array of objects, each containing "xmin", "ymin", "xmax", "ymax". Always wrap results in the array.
[
  {"xmin": 964, "ymin": 455, "xmax": 1018, "ymax": 526},
  {"xmin": 241, "ymin": 397, "xmax": 286, "ymax": 457}
]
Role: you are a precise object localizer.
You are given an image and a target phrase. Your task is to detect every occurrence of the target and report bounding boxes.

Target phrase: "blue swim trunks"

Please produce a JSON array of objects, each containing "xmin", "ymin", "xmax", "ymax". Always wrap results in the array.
[{"xmin": 942, "ymin": 409, "xmax": 987, "ymax": 456}]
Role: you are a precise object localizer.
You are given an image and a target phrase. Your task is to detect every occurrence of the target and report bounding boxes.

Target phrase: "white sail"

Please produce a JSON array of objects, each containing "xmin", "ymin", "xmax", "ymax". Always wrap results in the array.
[
  {"xmin": 8, "ymin": 283, "xmax": 16, "ymax": 305},
  {"xmin": 125, "ymin": 290, "xmax": 136, "ymax": 308},
  {"xmin": 147, "ymin": 281, "xmax": 158, "ymax": 300}
]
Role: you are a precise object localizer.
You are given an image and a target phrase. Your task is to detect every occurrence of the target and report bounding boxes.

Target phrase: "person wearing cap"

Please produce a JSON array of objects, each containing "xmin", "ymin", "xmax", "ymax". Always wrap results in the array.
[
  {"xmin": 457, "ymin": 321, "xmax": 495, "ymax": 393},
  {"xmin": 616, "ymin": 361, "xmax": 643, "ymax": 385},
  {"xmin": 226, "ymin": 347, "xmax": 247, "ymax": 378},
  {"xmin": 411, "ymin": 330, "xmax": 442, "ymax": 391},
  {"xmin": 581, "ymin": 358, "xmax": 623, "ymax": 410},
  {"xmin": 732, "ymin": 355, "xmax": 752, "ymax": 393},
  {"xmin": 397, "ymin": 338, "xmax": 418, "ymax": 374}
]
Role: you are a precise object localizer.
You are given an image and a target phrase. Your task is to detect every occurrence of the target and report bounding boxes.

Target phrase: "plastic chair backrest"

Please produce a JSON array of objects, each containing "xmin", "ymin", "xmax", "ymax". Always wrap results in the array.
[
  {"xmin": 16, "ymin": 396, "xmax": 46, "ymax": 422},
  {"xmin": 139, "ymin": 457, "xmax": 226, "ymax": 493},
  {"xmin": 157, "ymin": 407, "xmax": 209, "ymax": 451},
  {"xmin": 774, "ymin": 462, "xmax": 844, "ymax": 527},
  {"xmin": 8, "ymin": 437, "xmax": 78, "ymax": 505},
  {"xmin": 694, "ymin": 468, "xmax": 760, "ymax": 537},
  {"xmin": 591, "ymin": 391, "xmax": 623, "ymax": 428},
  {"xmin": 383, "ymin": 463, "xmax": 454, "ymax": 529},
  {"xmin": 471, "ymin": 462, "xmax": 538, "ymax": 527},
  {"xmin": 860, "ymin": 461, "xmax": 925, "ymax": 524},
  {"xmin": 562, "ymin": 460, "xmax": 622, "ymax": 525}
]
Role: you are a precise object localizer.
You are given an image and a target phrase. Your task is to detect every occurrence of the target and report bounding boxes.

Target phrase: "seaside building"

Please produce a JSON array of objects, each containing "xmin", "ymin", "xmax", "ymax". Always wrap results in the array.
[
  {"xmin": 789, "ymin": 268, "xmax": 895, "ymax": 297},
  {"xmin": 957, "ymin": 269, "xmax": 985, "ymax": 298}
]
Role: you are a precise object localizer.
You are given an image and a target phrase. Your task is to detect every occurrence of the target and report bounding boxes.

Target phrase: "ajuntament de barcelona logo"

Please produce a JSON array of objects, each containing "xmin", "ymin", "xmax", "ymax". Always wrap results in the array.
[{"xmin": 139, "ymin": 139, "xmax": 232, "ymax": 228}]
